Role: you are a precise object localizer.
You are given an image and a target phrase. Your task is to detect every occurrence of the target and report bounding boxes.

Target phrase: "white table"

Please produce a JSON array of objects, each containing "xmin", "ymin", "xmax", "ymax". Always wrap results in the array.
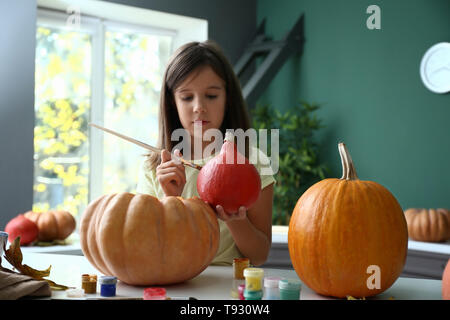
[{"xmin": 1, "ymin": 252, "xmax": 443, "ymax": 300}]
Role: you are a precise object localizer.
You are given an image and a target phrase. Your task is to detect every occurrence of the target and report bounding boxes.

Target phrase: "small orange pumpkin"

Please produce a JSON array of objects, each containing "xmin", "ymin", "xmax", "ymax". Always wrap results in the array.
[
  {"xmin": 404, "ymin": 208, "xmax": 450, "ymax": 242},
  {"xmin": 288, "ymin": 143, "xmax": 408, "ymax": 298},
  {"xmin": 79, "ymin": 193, "xmax": 220, "ymax": 286},
  {"xmin": 24, "ymin": 210, "xmax": 76, "ymax": 242}
]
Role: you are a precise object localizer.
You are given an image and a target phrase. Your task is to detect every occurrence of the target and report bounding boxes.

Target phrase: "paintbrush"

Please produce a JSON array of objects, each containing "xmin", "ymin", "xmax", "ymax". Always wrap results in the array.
[{"xmin": 89, "ymin": 123, "xmax": 202, "ymax": 171}]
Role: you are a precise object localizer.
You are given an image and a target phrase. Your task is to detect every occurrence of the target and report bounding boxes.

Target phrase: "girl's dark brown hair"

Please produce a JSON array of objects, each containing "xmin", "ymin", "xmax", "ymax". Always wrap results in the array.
[{"xmin": 146, "ymin": 40, "xmax": 251, "ymax": 170}]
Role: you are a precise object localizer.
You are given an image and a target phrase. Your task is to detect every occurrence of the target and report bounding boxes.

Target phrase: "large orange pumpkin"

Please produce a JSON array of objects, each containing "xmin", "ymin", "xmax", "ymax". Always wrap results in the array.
[
  {"xmin": 24, "ymin": 210, "xmax": 76, "ymax": 242},
  {"xmin": 288, "ymin": 143, "xmax": 408, "ymax": 298},
  {"xmin": 80, "ymin": 193, "xmax": 220, "ymax": 285}
]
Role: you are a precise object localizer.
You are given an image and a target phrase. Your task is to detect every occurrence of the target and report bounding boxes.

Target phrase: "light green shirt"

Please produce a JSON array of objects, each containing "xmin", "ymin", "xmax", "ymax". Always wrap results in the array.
[{"xmin": 136, "ymin": 146, "xmax": 276, "ymax": 266}]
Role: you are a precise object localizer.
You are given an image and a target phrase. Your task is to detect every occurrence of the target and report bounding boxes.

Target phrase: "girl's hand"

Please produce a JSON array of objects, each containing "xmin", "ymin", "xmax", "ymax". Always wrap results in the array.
[
  {"xmin": 214, "ymin": 204, "xmax": 247, "ymax": 222},
  {"xmin": 156, "ymin": 149, "xmax": 186, "ymax": 197}
]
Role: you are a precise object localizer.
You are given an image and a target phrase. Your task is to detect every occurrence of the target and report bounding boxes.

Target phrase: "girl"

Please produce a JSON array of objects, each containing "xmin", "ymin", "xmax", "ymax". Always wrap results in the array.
[{"xmin": 136, "ymin": 40, "xmax": 276, "ymax": 266}]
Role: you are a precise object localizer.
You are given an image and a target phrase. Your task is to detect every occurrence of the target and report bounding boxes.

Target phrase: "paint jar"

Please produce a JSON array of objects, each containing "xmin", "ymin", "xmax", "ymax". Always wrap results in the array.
[
  {"xmin": 230, "ymin": 279, "xmax": 243, "ymax": 299},
  {"xmin": 0, "ymin": 232, "xmax": 8, "ymax": 257},
  {"xmin": 66, "ymin": 288, "xmax": 85, "ymax": 298},
  {"xmin": 233, "ymin": 258, "xmax": 250, "ymax": 279},
  {"xmin": 143, "ymin": 287, "xmax": 167, "ymax": 300},
  {"xmin": 243, "ymin": 268, "xmax": 264, "ymax": 291},
  {"xmin": 238, "ymin": 284, "xmax": 245, "ymax": 300},
  {"xmin": 99, "ymin": 276, "xmax": 117, "ymax": 297},
  {"xmin": 231, "ymin": 257, "xmax": 249, "ymax": 298},
  {"xmin": 244, "ymin": 289, "xmax": 263, "ymax": 300},
  {"xmin": 263, "ymin": 276, "xmax": 281, "ymax": 300},
  {"xmin": 279, "ymin": 279, "xmax": 301, "ymax": 300},
  {"xmin": 81, "ymin": 274, "xmax": 97, "ymax": 294}
]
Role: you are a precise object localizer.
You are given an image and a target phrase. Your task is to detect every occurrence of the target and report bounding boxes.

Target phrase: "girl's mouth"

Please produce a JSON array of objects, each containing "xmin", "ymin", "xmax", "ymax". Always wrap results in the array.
[{"xmin": 193, "ymin": 120, "xmax": 210, "ymax": 126}]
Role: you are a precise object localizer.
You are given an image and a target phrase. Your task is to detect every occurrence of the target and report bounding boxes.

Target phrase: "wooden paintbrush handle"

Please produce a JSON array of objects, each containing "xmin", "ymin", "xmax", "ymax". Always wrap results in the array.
[{"xmin": 89, "ymin": 123, "xmax": 202, "ymax": 170}]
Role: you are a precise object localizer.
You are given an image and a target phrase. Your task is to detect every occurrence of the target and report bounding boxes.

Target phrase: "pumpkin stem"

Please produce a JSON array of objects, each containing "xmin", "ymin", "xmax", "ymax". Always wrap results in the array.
[{"xmin": 338, "ymin": 143, "xmax": 359, "ymax": 180}]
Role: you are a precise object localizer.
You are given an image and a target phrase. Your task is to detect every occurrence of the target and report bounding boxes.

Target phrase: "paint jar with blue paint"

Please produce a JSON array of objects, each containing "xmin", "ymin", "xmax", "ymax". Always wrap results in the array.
[
  {"xmin": 99, "ymin": 276, "xmax": 117, "ymax": 297},
  {"xmin": 263, "ymin": 276, "xmax": 281, "ymax": 300},
  {"xmin": 279, "ymin": 279, "xmax": 301, "ymax": 300}
]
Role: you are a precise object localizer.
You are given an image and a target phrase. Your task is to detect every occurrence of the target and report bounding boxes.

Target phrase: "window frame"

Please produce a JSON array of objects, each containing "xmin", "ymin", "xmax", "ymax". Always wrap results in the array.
[{"xmin": 35, "ymin": 7, "xmax": 192, "ymax": 208}]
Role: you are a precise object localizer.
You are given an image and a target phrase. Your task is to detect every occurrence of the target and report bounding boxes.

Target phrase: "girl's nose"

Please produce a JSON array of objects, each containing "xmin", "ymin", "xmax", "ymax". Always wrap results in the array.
[{"xmin": 193, "ymin": 97, "xmax": 206, "ymax": 113}]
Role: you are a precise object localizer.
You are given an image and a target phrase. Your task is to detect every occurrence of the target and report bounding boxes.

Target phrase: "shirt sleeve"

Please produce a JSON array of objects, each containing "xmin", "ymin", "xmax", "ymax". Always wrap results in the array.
[
  {"xmin": 136, "ymin": 158, "xmax": 159, "ymax": 197},
  {"xmin": 251, "ymin": 147, "xmax": 277, "ymax": 190}
]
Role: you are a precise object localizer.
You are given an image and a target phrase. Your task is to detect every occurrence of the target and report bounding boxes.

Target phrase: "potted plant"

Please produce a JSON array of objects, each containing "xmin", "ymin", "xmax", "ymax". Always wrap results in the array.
[{"xmin": 251, "ymin": 102, "xmax": 329, "ymax": 225}]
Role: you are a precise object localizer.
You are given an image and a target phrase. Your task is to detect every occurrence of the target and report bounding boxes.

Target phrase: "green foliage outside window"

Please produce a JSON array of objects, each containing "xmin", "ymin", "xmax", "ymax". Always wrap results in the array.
[{"xmin": 33, "ymin": 26, "xmax": 91, "ymax": 215}]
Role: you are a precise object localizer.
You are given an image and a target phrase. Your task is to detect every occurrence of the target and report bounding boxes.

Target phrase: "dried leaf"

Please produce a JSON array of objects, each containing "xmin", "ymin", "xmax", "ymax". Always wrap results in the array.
[
  {"xmin": 46, "ymin": 279, "xmax": 70, "ymax": 290},
  {"xmin": 4, "ymin": 237, "xmax": 23, "ymax": 268},
  {"xmin": 2, "ymin": 236, "xmax": 70, "ymax": 290},
  {"xmin": 4, "ymin": 237, "xmax": 50, "ymax": 278}
]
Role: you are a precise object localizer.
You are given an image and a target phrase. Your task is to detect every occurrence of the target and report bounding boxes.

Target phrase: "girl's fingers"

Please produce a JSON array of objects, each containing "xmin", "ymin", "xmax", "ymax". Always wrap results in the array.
[
  {"xmin": 215, "ymin": 205, "xmax": 247, "ymax": 221},
  {"xmin": 237, "ymin": 206, "xmax": 247, "ymax": 219},
  {"xmin": 215, "ymin": 205, "xmax": 228, "ymax": 220},
  {"xmin": 172, "ymin": 149, "xmax": 183, "ymax": 165},
  {"xmin": 157, "ymin": 163, "xmax": 185, "ymax": 176},
  {"xmin": 157, "ymin": 161, "xmax": 185, "ymax": 178},
  {"xmin": 159, "ymin": 172, "xmax": 182, "ymax": 187},
  {"xmin": 157, "ymin": 167, "xmax": 186, "ymax": 185},
  {"xmin": 160, "ymin": 149, "xmax": 172, "ymax": 163}
]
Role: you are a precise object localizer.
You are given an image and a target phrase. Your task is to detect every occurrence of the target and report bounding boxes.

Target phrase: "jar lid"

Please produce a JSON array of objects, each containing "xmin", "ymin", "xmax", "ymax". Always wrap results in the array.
[
  {"xmin": 264, "ymin": 276, "xmax": 281, "ymax": 288},
  {"xmin": 143, "ymin": 287, "xmax": 167, "ymax": 300},
  {"xmin": 99, "ymin": 276, "xmax": 117, "ymax": 285},
  {"xmin": 243, "ymin": 267, "xmax": 264, "ymax": 278},
  {"xmin": 279, "ymin": 279, "xmax": 301, "ymax": 291},
  {"xmin": 82, "ymin": 274, "xmax": 97, "ymax": 282},
  {"xmin": 233, "ymin": 258, "xmax": 250, "ymax": 264},
  {"xmin": 244, "ymin": 289, "xmax": 263, "ymax": 299}
]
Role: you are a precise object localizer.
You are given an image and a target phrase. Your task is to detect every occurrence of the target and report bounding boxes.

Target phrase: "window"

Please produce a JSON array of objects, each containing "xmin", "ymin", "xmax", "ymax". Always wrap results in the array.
[
  {"xmin": 33, "ymin": 6, "xmax": 206, "ymax": 222},
  {"xmin": 34, "ymin": 17, "xmax": 93, "ymax": 216},
  {"xmin": 102, "ymin": 26, "xmax": 172, "ymax": 194}
]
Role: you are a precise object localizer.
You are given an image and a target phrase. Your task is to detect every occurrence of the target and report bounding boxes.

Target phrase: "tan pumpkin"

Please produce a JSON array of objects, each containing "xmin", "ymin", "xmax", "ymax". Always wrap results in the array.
[
  {"xmin": 79, "ymin": 193, "xmax": 220, "ymax": 286},
  {"xmin": 404, "ymin": 208, "xmax": 450, "ymax": 242},
  {"xmin": 288, "ymin": 143, "xmax": 408, "ymax": 298},
  {"xmin": 24, "ymin": 210, "xmax": 76, "ymax": 242}
]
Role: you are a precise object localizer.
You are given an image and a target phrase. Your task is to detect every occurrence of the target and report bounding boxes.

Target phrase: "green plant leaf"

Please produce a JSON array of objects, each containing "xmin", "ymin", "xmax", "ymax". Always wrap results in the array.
[{"xmin": 252, "ymin": 101, "xmax": 329, "ymax": 225}]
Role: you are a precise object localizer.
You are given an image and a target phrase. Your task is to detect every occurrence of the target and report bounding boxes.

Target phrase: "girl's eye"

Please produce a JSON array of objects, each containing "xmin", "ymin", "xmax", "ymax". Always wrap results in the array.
[
  {"xmin": 181, "ymin": 96, "xmax": 193, "ymax": 101},
  {"xmin": 206, "ymin": 95, "xmax": 217, "ymax": 99}
]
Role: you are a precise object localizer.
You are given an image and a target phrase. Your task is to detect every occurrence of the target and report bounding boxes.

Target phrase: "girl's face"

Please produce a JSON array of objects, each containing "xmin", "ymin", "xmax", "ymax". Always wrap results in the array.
[{"xmin": 174, "ymin": 65, "xmax": 226, "ymax": 139}]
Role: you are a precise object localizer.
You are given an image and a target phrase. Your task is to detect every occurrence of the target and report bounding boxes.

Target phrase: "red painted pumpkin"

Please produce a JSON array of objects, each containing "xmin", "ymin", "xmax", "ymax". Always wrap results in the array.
[
  {"xmin": 288, "ymin": 143, "xmax": 408, "ymax": 298},
  {"xmin": 197, "ymin": 132, "xmax": 261, "ymax": 213},
  {"xmin": 443, "ymin": 259, "xmax": 450, "ymax": 300},
  {"xmin": 5, "ymin": 214, "xmax": 39, "ymax": 245},
  {"xmin": 80, "ymin": 193, "xmax": 220, "ymax": 285}
]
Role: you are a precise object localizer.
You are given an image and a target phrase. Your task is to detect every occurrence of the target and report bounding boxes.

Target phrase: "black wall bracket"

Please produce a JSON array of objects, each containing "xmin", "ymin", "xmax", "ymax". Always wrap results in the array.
[{"xmin": 234, "ymin": 14, "xmax": 305, "ymax": 110}]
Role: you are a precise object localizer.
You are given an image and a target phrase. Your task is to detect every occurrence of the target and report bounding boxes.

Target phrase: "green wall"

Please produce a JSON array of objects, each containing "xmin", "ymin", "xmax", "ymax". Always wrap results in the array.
[{"xmin": 257, "ymin": 0, "xmax": 450, "ymax": 209}]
